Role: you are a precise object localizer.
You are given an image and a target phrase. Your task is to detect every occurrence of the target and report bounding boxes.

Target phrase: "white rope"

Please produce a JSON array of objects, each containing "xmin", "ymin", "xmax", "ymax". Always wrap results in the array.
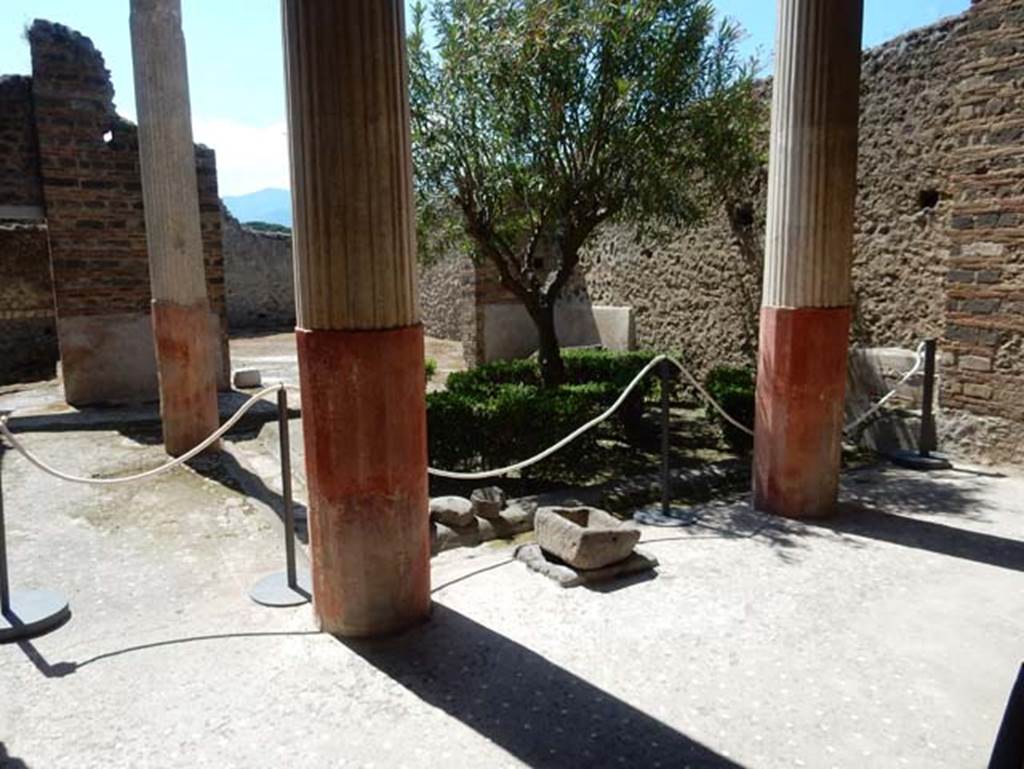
[
  {"xmin": 0, "ymin": 345, "xmax": 926, "ymax": 486},
  {"xmin": 0, "ymin": 384, "xmax": 284, "ymax": 485},
  {"xmin": 427, "ymin": 355, "xmax": 668, "ymax": 479},
  {"xmin": 843, "ymin": 342, "xmax": 926, "ymax": 434},
  {"xmin": 663, "ymin": 354, "xmax": 755, "ymax": 438},
  {"xmin": 426, "ymin": 353, "xmax": 761, "ymax": 480}
]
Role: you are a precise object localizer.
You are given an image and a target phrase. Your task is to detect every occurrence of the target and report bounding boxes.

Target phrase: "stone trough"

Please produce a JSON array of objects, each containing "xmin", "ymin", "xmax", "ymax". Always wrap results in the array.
[{"xmin": 517, "ymin": 505, "xmax": 658, "ymax": 588}]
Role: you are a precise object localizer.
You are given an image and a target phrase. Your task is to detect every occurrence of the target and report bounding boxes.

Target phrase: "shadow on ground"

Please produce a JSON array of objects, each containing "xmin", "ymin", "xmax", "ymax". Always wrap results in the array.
[
  {"xmin": 0, "ymin": 742, "xmax": 30, "ymax": 769},
  {"xmin": 10, "ymin": 630, "xmax": 322, "ymax": 679},
  {"xmin": 641, "ymin": 464, "xmax": 1022, "ymax": 571},
  {"xmin": 345, "ymin": 604, "xmax": 745, "ymax": 768}
]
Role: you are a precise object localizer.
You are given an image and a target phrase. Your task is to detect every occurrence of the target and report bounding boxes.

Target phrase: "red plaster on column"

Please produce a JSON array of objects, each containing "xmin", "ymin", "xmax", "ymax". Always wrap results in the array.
[
  {"xmin": 151, "ymin": 299, "xmax": 220, "ymax": 457},
  {"xmin": 753, "ymin": 306, "xmax": 851, "ymax": 519},
  {"xmin": 296, "ymin": 324, "xmax": 431, "ymax": 637}
]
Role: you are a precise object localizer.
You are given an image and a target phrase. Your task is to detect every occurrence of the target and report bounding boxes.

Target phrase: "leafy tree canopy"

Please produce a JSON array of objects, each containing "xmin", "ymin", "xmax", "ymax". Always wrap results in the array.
[{"xmin": 409, "ymin": 0, "xmax": 761, "ymax": 385}]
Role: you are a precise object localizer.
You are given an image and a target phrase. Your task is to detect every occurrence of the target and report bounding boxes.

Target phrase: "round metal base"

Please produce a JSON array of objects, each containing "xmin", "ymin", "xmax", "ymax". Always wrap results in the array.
[
  {"xmin": 249, "ymin": 569, "xmax": 312, "ymax": 607},
  {"xmin": 0, "ymin": 589, "xmax": 70, "ymax": 643},
  {"xmin": 889, "ymin": 450, "xmax": 953, "ymax": 471},
  {"xmin": 633, "ymin": 504, "xmax": 700, "ymax": 527}
]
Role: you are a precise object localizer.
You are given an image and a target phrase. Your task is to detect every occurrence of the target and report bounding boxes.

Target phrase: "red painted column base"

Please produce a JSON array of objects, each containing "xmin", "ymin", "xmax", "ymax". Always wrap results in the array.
[
  {"xmin": 151, "ymin": 299, "xmax": 220, "ymax": 457},
  {"xmin": 753, "ymin": 306, "xmax": 851, "ymax": 519},
  {"xmin": 296, "ymin": 324, "xmax": 431, "ymax": 637}
]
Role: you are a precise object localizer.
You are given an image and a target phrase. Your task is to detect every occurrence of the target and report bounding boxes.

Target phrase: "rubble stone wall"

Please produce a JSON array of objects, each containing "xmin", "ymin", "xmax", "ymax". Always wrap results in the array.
[
  {"xmin": 222, "ymin": 210, "xmax": 295, "ymax": 331},
  {"xmin": 419, "ymin": 252, "xmax": 473, "ymax": 342}
]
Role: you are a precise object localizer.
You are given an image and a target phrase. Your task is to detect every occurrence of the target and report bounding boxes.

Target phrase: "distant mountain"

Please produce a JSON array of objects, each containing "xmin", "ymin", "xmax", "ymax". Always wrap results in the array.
[{"xmin": 223, "ymin": 187, "xmax": 292, "ymax": 227}]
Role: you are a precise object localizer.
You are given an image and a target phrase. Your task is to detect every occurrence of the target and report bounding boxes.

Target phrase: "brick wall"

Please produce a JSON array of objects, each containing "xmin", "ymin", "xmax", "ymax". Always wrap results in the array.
[
  {"xmin": 0, "ymin": 224, "xmax": 58, "ymax": 384},
  {"xmin": 0, "ymin": 75, "xmax": 43, "ymax": 211},
  {"xmin": 25, "ymin": 21, "xmax": 228, "ymax": 403},
  {"xmin": 0, "ymin": 73, "xmax": 55, "ymax": 383},
  {"xmin": 939, "ymin": 0, "xmax": 1024, "ymax": 463}
]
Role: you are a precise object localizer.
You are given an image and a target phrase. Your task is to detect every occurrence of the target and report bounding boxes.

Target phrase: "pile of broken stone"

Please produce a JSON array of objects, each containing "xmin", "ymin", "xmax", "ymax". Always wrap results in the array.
[
  {"xmin": 429, "ymin": 488, "xmax": 658, "ymax": 589},
  {"xmin": 429, "ymin": 486, "xmax": 534, "ymax": 554}
]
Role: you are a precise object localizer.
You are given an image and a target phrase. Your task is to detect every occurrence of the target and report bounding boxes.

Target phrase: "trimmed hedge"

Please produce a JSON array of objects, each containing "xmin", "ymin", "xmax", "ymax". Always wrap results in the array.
[
  {"xmin": 703, "ymin": 365, "xmax": 756, "ymax": 452},
  {"xmin": 427, "ymin": 350, "xmax": 657, "ymax": 479}
]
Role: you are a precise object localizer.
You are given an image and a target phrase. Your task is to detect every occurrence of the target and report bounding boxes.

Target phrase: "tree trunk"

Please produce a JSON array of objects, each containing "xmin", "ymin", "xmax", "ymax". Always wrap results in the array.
[{"xmin": 531, "ymin": 301, "xmax": 566, "ymax": 387}]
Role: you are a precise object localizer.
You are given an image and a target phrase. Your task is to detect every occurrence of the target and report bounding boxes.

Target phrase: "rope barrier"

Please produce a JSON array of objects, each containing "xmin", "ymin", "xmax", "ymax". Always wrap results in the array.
[
  {"xmin": 0, "ymin": 345, "xmax": 926, "ymax": 485},
  {"xmin": 0, "ymin": 384, "xmax": 284, "ymax": 485},
  {"xmin": 842, "ymin": 342, "xmax": 925, "ymax": 434}
]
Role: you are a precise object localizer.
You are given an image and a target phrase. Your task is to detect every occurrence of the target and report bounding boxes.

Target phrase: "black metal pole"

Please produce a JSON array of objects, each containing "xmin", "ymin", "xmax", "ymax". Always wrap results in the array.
[
  {"xmin": 278, "ymin": 387, "xmax": 297, "ymax": 590},
  {"xmin": 919, "ymin": 339, "xmax": 938, "ymax": 458},
  {"xmin": 660, "ymin": 359, "xmax": 671, "ymax": 517},
  {"xmin": 0, "ymin": 449, "xmax": 10, "ymax": 613}
]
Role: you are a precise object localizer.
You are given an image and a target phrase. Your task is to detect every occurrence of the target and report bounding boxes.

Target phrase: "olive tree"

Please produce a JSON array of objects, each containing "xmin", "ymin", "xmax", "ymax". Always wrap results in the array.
[{"xmin": 409, "ymin": 0, "xmax": 760, "ymax": 386}]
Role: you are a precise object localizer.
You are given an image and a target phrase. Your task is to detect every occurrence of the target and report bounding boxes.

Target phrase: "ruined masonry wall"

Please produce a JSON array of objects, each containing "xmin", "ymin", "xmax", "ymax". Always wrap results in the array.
[
  {"xmin": 0, "ymin": 75, "xmax": 57, "ymax": 384},
  {"xmin": 25, "ymin": 21, "xmax": 228, "ymax": 401},
  {"xmin": 222, "ymin": 209, "xmax": 295, "ymax": 330}
]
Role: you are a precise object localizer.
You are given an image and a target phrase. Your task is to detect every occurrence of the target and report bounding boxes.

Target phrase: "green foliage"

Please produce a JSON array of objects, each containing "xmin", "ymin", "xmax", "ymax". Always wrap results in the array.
[
  {"xmin": 428, "ymin": 350, "xmax": 657, "ymax": 479},
  {"xmin": 703, "ymin": 365, "xmax": 755, "ymax": 452},
  {"xmin": 425, "ymin": 357, "xmax": 438, "ymax": 381},
  {"xmin": 409, "ymin": 0, "xmax": 761, "ymax": 386},
  {"xmin": 243, "ymin": 221, "xmax": 292, "ymax": 235}
]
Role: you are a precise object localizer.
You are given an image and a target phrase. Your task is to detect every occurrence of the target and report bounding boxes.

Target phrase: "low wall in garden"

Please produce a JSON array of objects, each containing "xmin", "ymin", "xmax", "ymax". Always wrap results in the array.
[{"xmin": 480, "ymin": 302, "xmax": 635, "ymax": 363}]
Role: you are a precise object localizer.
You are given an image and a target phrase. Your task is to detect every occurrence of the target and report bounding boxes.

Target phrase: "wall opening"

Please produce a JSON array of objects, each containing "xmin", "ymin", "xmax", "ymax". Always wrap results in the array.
[{"xmin": 917, "ymin": 189, "xmax": 940, "ymax": 210}]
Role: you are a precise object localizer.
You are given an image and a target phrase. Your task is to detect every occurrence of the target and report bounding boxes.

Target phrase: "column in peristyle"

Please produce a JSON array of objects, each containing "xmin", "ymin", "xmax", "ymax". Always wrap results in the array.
[
  {"xmin": 754, "ymin": 0, "xmax": 864, "ymax": 518},
  {"xmin": 281, "ymin": 0, "xmax": 431, "ymax": 636},
  {"xmin": 130, "ymin": 0, "xmax": 220, "ymax": 456}
]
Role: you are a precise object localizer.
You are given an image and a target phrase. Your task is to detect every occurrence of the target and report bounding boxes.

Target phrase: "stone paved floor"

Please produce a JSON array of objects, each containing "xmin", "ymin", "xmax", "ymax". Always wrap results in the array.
[
  {"xmin": 230, "ymin": 331, "xmax": 465, "ymax": 391},
  {"xmin": 1, "ymin": 419, "xmax": 1023, "ymax": 768}
]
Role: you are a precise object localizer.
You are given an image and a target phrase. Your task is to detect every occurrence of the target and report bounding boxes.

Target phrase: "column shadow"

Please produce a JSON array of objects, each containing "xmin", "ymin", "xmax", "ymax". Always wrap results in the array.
[
  {"xmin": 816, "ymin": 501, "xmax": 1024, "ymax": 573},
  {"xmin": 187, "ymin": 449, "xmax": 310, "ymax": 545},
  {"xmin": 0, "ymin": 742, "xmax": 31, "ymax": 769},
  {"xmin": 344, "ymin": 604, "xmax": 745, "ymax": 768}
]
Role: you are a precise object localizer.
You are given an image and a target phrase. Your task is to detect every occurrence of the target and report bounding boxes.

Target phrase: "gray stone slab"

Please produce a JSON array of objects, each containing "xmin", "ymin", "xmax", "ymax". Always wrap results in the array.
[
  {"xmin": 430, "ymin": 495, "xmax": 475, "ymax": 527},
  {"xmin": 515, "ymin": 542, "xmax": 658, "ymax": 588}
]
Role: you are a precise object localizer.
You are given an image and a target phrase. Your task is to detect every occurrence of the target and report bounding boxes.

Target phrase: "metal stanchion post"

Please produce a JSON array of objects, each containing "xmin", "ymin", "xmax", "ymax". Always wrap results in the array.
[
  {"xmin": 891, "ymin": 338, "xmax": 951, "ymax": 471},
  {"xmin": 250, "ymin": 387, "xmax": 312, "ymax": 607},
  {"xmin": 919, "ymin": 338, "xmax": 938, "ymax": 457},
  {"xmin": 634, "ymin": 359, "xmax": 698, "ymax": 527},
  {"xmin": 0, "ymin": 445, "xmax": 70, "ymax": 642},
  {"xmin": 660, "ymin": 358, "xmax": 671, "ymax": 517}
]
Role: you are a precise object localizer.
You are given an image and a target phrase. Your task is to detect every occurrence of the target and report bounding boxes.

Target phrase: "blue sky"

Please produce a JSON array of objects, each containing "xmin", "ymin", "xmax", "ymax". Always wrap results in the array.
[{"xmin": 0, "ymin": 0, "xmax": 969, "ymax": 196}]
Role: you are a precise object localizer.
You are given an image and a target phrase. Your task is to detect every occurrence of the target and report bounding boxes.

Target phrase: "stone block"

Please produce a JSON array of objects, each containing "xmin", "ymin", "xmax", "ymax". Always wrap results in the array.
[
  {"xmin": 534, "ymin": 506, "xmax": 640, "ymax": 570},
  {"xmin": 429, "ymin": 496, "xmax": 476, "ymax": 528},
  {"xmin": 964, "ymin": 383, "xmax": 994, "ymax": 399},
  {"xmin": 233, "ymin": 368, "xmax": 262, "ymax": 388},
  {"xmin": 946, "ymin": 269, "xmax": 976, "ymax": 284},
  {"xmin": 958, "ymin": 355, "xmax": 992, "ymax": 372},
  {"xmin": 471, "ymin": 486, "xmax": 506, "ymax": 519},
  {"xmin": 963, "ymin": 242, "xmax": 1004, "ymax": 258},
  {"xmin": 963, "ymin": 298, "xmax": 1000, "ymax": 315},
  {"xmin": 477, "ymin": 503, "xmax": 535, "ymax": 541},
  {"xmin": 432, "ymin": 522, "xmax": 482, "ymax": 554},
  {"xmin": 976, "ymin": 270, "xmax": 1002, "ymax": 284}
]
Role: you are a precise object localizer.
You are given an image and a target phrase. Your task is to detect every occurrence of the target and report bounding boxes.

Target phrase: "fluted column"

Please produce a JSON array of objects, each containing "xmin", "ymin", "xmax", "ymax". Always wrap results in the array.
[
  {"xmin": 754, "ymin": 0, "xmax": 864, "ymax": 518},
  {"xmin": 282, "ymin": 0, "xmax": 430, "ymax": 636},
  {"xmin": 130, "ymin": 0, "xmax": 219, "ymax": 456}
]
